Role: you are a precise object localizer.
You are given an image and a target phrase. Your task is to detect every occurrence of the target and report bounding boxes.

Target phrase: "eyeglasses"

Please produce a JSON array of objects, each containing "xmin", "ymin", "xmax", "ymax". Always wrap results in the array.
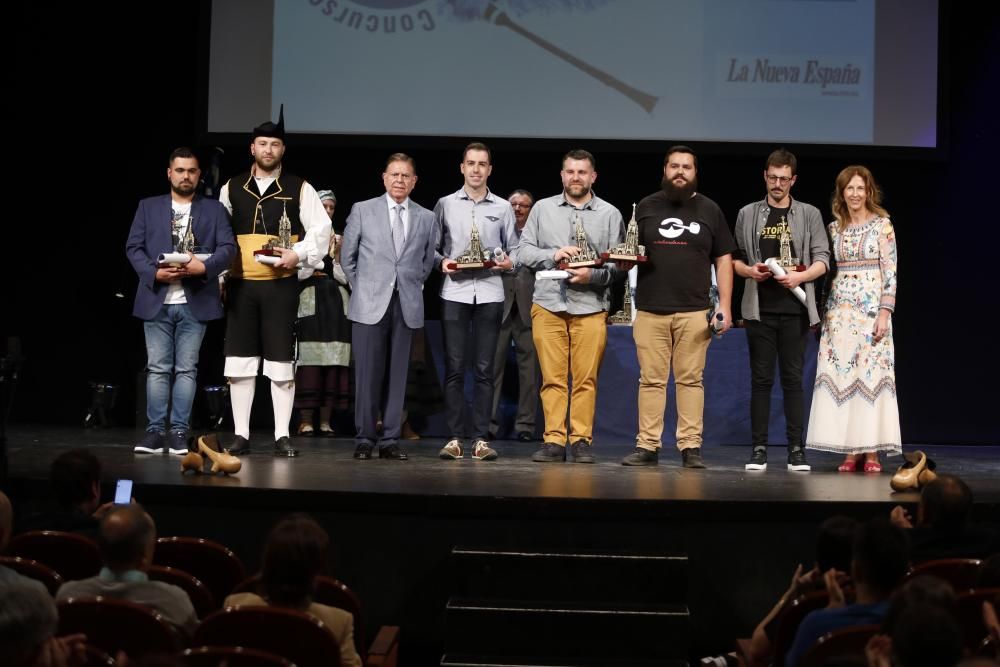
[
  {"xmin": 511, "ymin": 203, "xmax": 532, "ymax": 209},
  {"xmin": 766, "ymin": 175, "xmax": 793, "ymax": 185}
]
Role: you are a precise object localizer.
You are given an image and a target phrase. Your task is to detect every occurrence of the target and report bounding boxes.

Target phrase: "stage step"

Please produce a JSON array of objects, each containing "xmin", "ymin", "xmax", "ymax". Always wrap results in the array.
[
  {"xmin": 440, "ymin": 655, "xmax": 689, "ymax": 667},
  {"xmin": 444, "ymin": 598, "xmax": 689, "ymax": 660},
  {"xmin": 450, "ymin": 547, "xmax": 688, "ymax": 604}
]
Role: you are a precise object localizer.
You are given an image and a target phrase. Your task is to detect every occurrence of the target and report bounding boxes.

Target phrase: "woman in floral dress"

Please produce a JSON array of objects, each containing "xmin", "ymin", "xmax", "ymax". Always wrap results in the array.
[{"xmin": 806, "ymin": 166, "xmax": 901, "ymax": 472}]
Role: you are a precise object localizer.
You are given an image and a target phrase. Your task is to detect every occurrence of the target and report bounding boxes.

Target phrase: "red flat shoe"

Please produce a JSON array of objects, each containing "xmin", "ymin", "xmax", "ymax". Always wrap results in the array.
[
  {"xmin": 863, "ymin": 460, "xmax": 882, "ymax": 473},
  {"xmin": 838, "ymin": 459, "xmax": 858, "ymax": 472}
]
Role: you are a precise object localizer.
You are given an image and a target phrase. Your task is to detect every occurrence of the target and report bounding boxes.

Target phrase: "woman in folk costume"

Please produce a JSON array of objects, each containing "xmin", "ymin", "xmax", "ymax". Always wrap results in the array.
[{"xmin": 295, "ymin": 190, "xmax": 352, "ymax": 436}]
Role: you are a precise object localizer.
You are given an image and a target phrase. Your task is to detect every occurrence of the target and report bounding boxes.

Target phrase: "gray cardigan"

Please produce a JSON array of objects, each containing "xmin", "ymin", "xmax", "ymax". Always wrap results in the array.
[{"xmin": 734, "ymin": 198, "xmax": 830, "ymax": 325}]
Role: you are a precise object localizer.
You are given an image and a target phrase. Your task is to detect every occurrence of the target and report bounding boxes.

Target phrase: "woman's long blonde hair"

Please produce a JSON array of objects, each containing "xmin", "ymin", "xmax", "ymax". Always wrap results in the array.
[{"xmin": 831, "ymin": 165, "xmax": 889, "ymax": 232}]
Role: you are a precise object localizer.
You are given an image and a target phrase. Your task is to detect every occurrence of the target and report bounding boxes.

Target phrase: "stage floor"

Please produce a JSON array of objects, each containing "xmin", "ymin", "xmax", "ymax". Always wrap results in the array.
[
  {"xmin": 5, "ymin": 424, "xmax": 999, "ymax": 664},
  {"xmin": 6, "ymin": 424, "xmax": 1000, "ymax": 511}
]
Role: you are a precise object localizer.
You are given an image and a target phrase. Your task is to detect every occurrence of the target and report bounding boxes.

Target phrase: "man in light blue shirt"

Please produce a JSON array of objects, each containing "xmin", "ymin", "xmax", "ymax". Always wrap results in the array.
[{"xmin": 434, "ymin": 142, "xmax": 517, "ymax": 462}]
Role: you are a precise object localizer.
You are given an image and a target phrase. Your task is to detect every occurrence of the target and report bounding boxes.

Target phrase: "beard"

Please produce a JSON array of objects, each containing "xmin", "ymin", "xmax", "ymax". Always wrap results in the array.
[
  {"xmin": 171, "ymin": 181, "xmax": 197, "ymax": 196},
  {"xmin": 565, "ymin": 182, "xmax": 592, "ymax": 199},
  {"xmin": 254, "ymin": 154, "xmax": 281, "ymax": 172},
  {"xmin": 661, "ymin": 174, "xmax": 698, "ymax": 203}
]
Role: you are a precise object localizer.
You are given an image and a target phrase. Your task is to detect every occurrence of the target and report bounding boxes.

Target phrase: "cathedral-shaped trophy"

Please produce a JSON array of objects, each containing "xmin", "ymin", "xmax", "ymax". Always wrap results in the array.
[
  {"xmin": 558, "ymin": 211, "xmax": 603, "ymax": 269},
  {"xmin": 447, "ymin": 209, "xmax": 497, "ymax": 270},
  {"xmin": 601, "ymin": 203, "xmax": 647, "ymax": 265},
  {"xmin": 774, "ymin": 224, "xmax": 805, "ymax": 272},
  {"xmin": 608, "ymin": 279, "xmax": 636, "ymax": 325},
  {"xmin": 254, "ymin": 201, "xmax": 293, "ymax": 257}
]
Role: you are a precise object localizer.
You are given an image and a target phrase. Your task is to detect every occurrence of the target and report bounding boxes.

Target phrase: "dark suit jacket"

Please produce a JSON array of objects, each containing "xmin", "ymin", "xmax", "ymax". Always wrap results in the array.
[
  {"xmin": 501, "ymin": 267, "xmax": 535, "ymax": 327},
  {"xmin": 125, "ymin": 194, "xmax": 236, "ymax": 321}
]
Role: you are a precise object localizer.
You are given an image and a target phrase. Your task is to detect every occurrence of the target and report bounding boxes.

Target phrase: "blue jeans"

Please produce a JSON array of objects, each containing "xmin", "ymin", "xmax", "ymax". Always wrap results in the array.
[{"xmin": 144, "ymin": 304, "xmax": 206, "ymax": 433}]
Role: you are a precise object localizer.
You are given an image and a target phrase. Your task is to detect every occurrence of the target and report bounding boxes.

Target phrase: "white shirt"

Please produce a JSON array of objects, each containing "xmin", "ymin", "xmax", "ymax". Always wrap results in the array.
[{"xmin": 164, "ymin": 201, "xmax": 191, "ymax": 305}]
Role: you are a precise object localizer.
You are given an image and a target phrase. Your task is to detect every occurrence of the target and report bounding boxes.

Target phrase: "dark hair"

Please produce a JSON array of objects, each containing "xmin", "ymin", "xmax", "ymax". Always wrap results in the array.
[
  {"xmin": 260, "ymin": 514, "xmax": 330, "ymax": 608},
  {"xmin": 664, "ymin": 145, "xmax": 697, "ymax": 169},
  {"xmin": 508, "ymin": 188, "xmax": 535, "ymax": 202},
  {"xmin": 852, "ymin": 518, "xmax": 909, "ymax": 597},
  {"xmin": 463, "ymin": 142, "xmax": 492, "ymax": 164},
  {"xmin": 168, "ymin": 146, "xmax": 198, "ymax": 166},
  {"xmin": 881, "ymin": 575, "xmax": 957, "ymax": 635},
  {"xmin": 98, "ymin": 505, "xmax": 155, "ymax": 571},
  {"xmin": 890, "ymin": 604, "xmax": 964, "ymax": 667},
  {"xmin": 384, "ymin": 152, "xmax": 416, "ymax": 173},
  {"xmin": 562, "ymin": 149, "xmax": 596, "ymax": 170},
  {"xmin": 765, "ymin": 148, "xmax": 797, "ymax": 175},
  {"xmin": 920, "ymin": 474, "xmax": 972, "ymax": 530},
  {"xmin": 815, "ymin": 515, "xmax": 858, "ymax": 573},
  {"xmin": 50, "ymin": 449, "xmax": 101, "ymax": 509}
]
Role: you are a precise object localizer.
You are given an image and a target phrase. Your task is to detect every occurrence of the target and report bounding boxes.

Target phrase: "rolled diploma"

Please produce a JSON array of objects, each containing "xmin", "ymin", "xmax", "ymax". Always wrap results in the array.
[
  {"xmin": 764, "ymin": 258, "xmax": 807, "ymax": 305},
  {"xmin": 255, "ymin": 254, "xmax": 302, "ymax": 268},
  {"xmin": 158, "ymin": 252, "xmax": 191, "ymax": 266},
  {"xmin": 536, "ymin": 269, "xmax": 570, "ymax": 280}
]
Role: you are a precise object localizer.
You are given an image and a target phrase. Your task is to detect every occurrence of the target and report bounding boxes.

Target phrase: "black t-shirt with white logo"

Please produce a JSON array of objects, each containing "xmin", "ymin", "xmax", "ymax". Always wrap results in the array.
[
  {"xmin": 635, "ymin": 191, "xmax": 736, "ymax": 313},
  {"xmin": 757, "ymin": 206, "xmax": 803, "ymax": 315}
]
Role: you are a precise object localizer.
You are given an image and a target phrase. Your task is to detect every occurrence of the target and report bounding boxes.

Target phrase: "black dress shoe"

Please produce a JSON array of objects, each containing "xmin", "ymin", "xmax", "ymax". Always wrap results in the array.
[
  {"xmin": 378, "ymin": 443, "xmax": 408, "ymax": 460},
  {"xmin": 225, "ymin": 436, "xmax": 251, "ymax": 456},
  {"xmin": 516, "ymin": 431, "xmax": 534, "ymax": 442},
  {"xmin": 531, "ymin": 443, "xmax": 566, "ymax": 462},
  {"xmin": 681, "ymin": 447, "xmax": 707, "ymax": 469},
  {"xmin": 354, "ymin": 442, "xmax": 374, "ymax": 460},
  {"xmin": 570, "ymin": 439, "xmax": 595, "ymax": 464},
  {"xmin": 273, "ymin": 436, "xmax": 299, "ymax": 457}
]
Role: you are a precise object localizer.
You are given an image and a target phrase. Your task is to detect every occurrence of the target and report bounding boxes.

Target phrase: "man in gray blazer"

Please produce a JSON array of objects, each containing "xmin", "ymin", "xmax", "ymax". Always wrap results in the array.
[
  {"xmin": 733, "ymin": 148, "xmax": 829, "ymax": 473},
  {"xmin": 340, "ymin": 153, "xmax": 438, "ymax": 460},
  {"xmin": 490, "ymin": 189, "xmax": 540, "ymax": 442}
]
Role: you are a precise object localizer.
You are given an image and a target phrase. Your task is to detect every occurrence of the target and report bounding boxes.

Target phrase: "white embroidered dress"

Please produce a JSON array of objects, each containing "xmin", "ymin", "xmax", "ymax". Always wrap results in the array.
[{"xmin": 806, "ymin": 216, "xmax": 901, "ymax": 455}]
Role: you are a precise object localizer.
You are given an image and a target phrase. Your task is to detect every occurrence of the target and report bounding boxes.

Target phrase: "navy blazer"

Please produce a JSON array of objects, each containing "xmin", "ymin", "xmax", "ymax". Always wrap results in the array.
[{"xmin": 125, "ymin": 194, "xmax": 236, "ymax": 322}]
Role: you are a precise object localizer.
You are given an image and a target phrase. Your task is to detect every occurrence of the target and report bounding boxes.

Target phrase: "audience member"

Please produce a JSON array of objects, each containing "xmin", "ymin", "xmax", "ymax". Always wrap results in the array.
[
  {"xmin": 0, "ymin": 492, "xmax": 48, "ymax": 594},
  {"xmin": 889, "ymin": 474, "xmax": 999, "ymax": 561},
  {"xmin": 0, "ymin": 581, "xmax": 86, "ymax": 667},
  {"xmin": 55, "ymin": 504, "xmax": 196, "ymax": 636},
  {"xmin": 225, "ymin": 514, "xmax": 362, "ymax": 667},
  {"xmin": 20, "ymin": 449, "xmax": 112, "ymax": 538},
  {"xmin": 785, "ymin": 518, "xmax": 909, "ymax": 667},
  {"xmin": 749, "ymin": 515, "xmax": 858, "ymax": 663}
]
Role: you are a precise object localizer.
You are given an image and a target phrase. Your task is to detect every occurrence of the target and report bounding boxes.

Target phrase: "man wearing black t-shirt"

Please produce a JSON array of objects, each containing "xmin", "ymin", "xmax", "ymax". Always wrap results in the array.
[
  {"xmin": 621, "ymin": 146, "xmax": 735, "ymax": 468},
  {"xmin": 733, "ymin": 149, "xmax": 829, "ymax": 472}
]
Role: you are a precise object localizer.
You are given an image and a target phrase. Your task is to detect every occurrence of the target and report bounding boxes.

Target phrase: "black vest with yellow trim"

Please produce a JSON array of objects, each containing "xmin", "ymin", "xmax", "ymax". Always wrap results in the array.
[{"xmin": 228, "ymin": 170, "xmax": 306, "ymax": 280}]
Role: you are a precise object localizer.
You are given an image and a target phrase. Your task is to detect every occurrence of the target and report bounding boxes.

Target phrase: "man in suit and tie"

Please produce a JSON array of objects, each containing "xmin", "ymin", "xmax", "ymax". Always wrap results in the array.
[
  {"xmin": 126, "ymin": 147, "xmax": 236, "ymax": 455},
  {"xmin": 341, "ymin": 153, "xmax": 438, "ymax": 460},
  {"xmin": 489, "ymin": 189, "xmax": 541, "ymax": 443}
]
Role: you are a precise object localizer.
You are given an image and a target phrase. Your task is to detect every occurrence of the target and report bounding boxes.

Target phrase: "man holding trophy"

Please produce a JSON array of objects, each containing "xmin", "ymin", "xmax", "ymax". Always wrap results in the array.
[
  {"xmin": 515, "ymin": 150, "xmax": 624, "ymax": 463},
  {"xmin": 433, "ymin": 142, "xmax": 517, "ymax": 462},
  {"xmin": 126, "ymin": 148, "xmax": 236, "ymax": 456},
  {"xmin": 218, "ymin": 107, "xmax": 331, "ymax": 458},
  {"xmin": 733, "ymin": 148, "xmax": 829, "ymax": 472}
]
